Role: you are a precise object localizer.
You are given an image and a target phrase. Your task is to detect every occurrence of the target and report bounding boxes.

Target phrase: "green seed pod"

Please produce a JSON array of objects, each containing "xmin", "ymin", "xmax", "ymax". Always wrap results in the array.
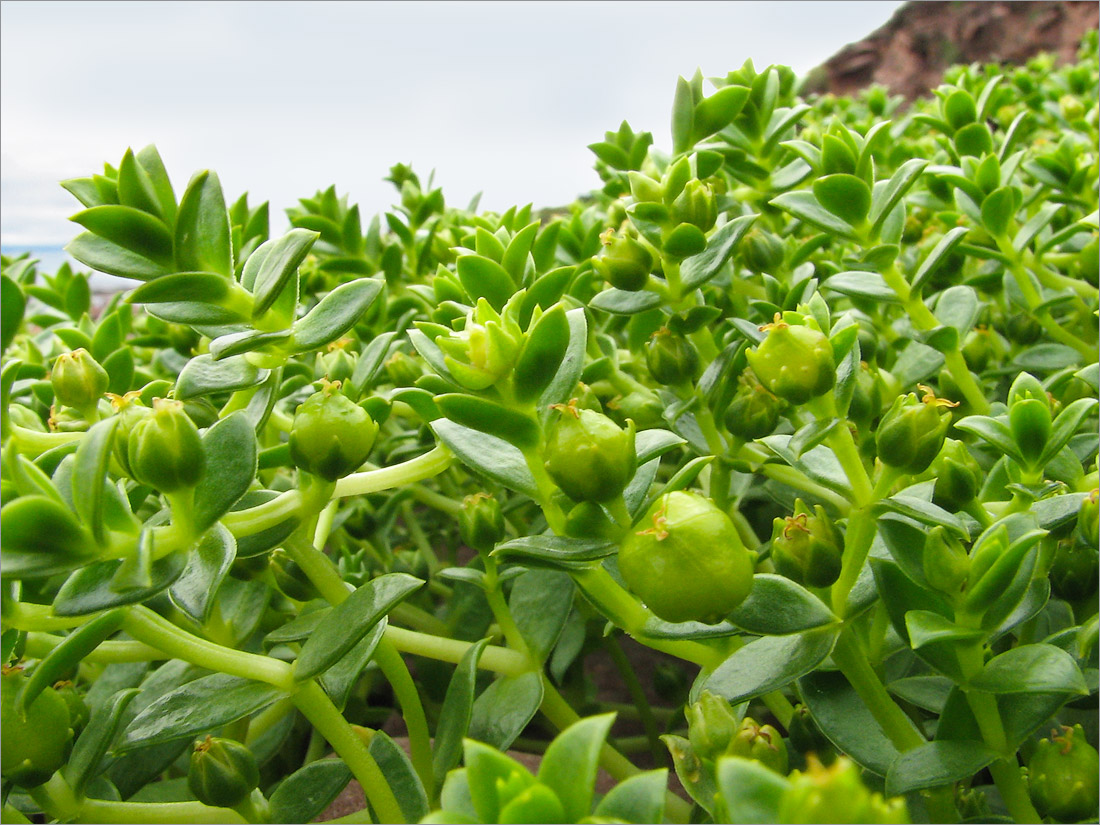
[
  {"xmin": 1007, "ymin": 374, "xmax": 1052, "ymax": 470},
  {"xmin": 51, "ymin": 348, "xmax": 108, "ymax": 416},
  {"xmin": 108, "ymin": 392, "xmax": 152, "ymax": 476},
  {"xmin": 1048, "ymin": 537, "xmax": 1099, "ymax": 602},
  {"xmin": 669, "ymin": 179, "xmax": 717, "ymax": 232},
  {"xmin": 127, "ymin": 398, "xmax": 206, "ymax": 492},
  {"xmin": 741, "ymin": 228, "xmax": 786, "ymax": 274},
  {"xmin": 315, "ymin": 346, "xmax": 356, "ymax": 385},
  {"xmin": 960, "ymin": 326, "xmax": 999, "ymax": 374},
  {"xmin": 458, "ymin": 492, "xmax": 505, "ymax": 554},
  {"xmin": 289, "ymin": 384, "xmax": 378, "ymax": 482},
  {"xmin": 769, "ymin": 500, "xmax": 843, "ymax": 589},
  {"xmin": 724, "ymin": 369, "xmax": 785, "ymax": 440},
  {"xmin": 606, "ymin": 390, "xmax": 665, "ymax": 429},
  {"xmin": 929, "ymin": 439, "xmax": 982, "ymax": 512},
  {"xmin": 787, "ymin": 704, "xmax": 835, "ymax": 765},
  {"xmin": 544, "ymin": 401, "xmax": 636, "ymax": 503},
  {"xmin": 1, "ymin": 667, "xmax": 73, "ymax": 788},
  {"xmin": 686, "ymin": 691, "xmax": 740, "ymax": 761},
  {"xmin": 1027, "ymin": 725, "xmax": 1100, "ymax": 822},
  {"xmin": 187, "ymin": 736, "xmax": 260, "ymax": 810},
  {"xmin": 875, "ymin": 387, "xmax": 956, "ymax": 475},
  {"xmin": 922, "ymin": 527, "xmax": 970, "ymax": 597},
  {"xmin": 618, "ymin": 491, "xmax": 754, "ymax": 624},
  {"xmin": 727, "ymin": 717, "xmax": 789, "ymax": 775},
  {"xmin": 594, "ymin": 229, "xmax": 653, "ymax": 292},
  {"xmin": 384, "ymin": 350, "xmax": 423, "ymax": 387},
  {"xmin": 778, "ymin": 756, "xmax": 909, "ymax": 824},
  {"xmin": 1003, "ymin": 313, "xmax": 1041, "ymax": 345},
  {"xmin": 746, "ymin": 315, "xmax": 835, "ymax": 406},
  {"xmin": 645, "ymin": 328, "xmax": 699, "ymax": 386},
  {"xmin": 269, "ymin": 551, "xmax": 322, "ymax": 602}
]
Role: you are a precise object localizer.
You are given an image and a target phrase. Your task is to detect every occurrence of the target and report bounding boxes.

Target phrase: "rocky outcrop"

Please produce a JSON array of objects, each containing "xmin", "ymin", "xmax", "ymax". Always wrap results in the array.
[{"xmin": 802, "ymin": 1, "xmax": 1099, "ymax": 100}]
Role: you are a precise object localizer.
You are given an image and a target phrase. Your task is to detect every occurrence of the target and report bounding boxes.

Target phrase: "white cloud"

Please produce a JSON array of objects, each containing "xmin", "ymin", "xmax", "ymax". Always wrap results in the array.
[{"xmin": 1, "ymin": 1, "xmax": 904, "ymax": 248}]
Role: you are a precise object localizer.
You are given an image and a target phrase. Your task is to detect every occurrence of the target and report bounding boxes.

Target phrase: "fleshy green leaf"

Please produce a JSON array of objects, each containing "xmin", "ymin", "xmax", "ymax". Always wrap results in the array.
[
  {"xmin": 727, "ymin": 575, "xmax": 837, "ymax": 636},
  {"xmin": 168, "ymin": 525, "xmax": 236, "ymax": 624},
  {"xmin": 468, "ymin": 671, "xmax": 544, "ymax": 751},
  {"xmin": 289, "ymin": 277, "xmax": 383, "ymax": 352},
  {"xmin": 433, "ymin": 638, "xmax": 490, "ymax": 791},
  {"xmin": 701, "ymin": 627, "xmax": 839, "ymax": 703},
  {"xmin": 175, "ymin": 170, "xmax": 233, "ymax": 278},
  {"xmin": 885, "ymin": 741, "xmax": 999, "ymax": 797},
  {"xmin": 969, "ymin": 643, "xmax": 1088, "ymax": 694},
  {"xmin": 294, "ymin": 573, "xmax": 423, "ymax": 680},
  {"xmin": 267, "ymin": 759, "xmax": 352, "ymax": 825},
  {"xmin": 118, "ymin": 672, "xmax": 282, "ymax": 750},
  {"xmin": 537, "ymin": 713, "xmax": 614, "ymax": 822}
]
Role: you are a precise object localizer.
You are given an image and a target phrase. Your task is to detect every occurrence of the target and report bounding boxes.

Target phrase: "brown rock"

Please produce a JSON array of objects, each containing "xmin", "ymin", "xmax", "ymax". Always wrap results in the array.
[{"xmin": 802, "ymin": 1, "xmax": 1099, "ymax": 100}]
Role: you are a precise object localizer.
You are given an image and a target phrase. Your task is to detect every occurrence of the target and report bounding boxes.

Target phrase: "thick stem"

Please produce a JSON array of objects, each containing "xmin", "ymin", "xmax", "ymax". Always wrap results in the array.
[
  {"xmin": 333, "ymin": 445, "xmax": 452, "ymax": 498},
  {"xmin": 122, "ymin": 606, "xmax": 294, "ymax": 690},
  {"xmin": 292, "ymin": 681, "xmax": 405, "ymax": 824}
]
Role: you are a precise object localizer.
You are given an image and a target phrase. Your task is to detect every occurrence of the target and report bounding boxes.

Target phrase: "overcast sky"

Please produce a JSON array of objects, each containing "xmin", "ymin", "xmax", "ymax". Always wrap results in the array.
[{"xmin": 1, "ymin": 1, "xmax": 905, "ymax": 250}]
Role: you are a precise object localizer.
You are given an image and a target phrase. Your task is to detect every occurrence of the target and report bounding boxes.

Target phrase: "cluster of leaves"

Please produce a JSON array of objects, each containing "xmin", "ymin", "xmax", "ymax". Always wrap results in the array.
[{"xmin": 1, "ymin": 32, "xmax": 1098, "ymax": 825}]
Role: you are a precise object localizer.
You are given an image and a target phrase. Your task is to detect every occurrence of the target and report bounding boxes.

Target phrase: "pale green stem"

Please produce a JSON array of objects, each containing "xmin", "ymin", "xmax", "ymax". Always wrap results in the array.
[
  {"xmin": 292, "ymin": 681, "xmax": 405, "ymax": 824},
  {"xmin": 121, "ymin": 606, "xmax": 295, "ymax": 690},
  {"xmin": 333, "ymin": 445, "xmax": 453, "ymax": 498}
]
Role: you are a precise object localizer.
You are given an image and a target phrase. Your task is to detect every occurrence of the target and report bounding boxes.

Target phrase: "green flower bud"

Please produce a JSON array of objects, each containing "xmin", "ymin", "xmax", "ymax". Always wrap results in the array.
[
  {"xmin": 595, "ymin": 229, "xmax": 653, "ymax": 292},
  {"xmin": 384, "ymin": 350, "xmax": 423, "ymax": 387},
  {"xmin": 188, "ymin": 736, "xmax": 260, "ymax": 810},
  {"xmin": 779, "ymin": 757, "xmax": 909, "ymax": 824},
  {"xmin": 436, "ymin": 299, "xmax": 523, "ymax": 391},
  {"xmin": 51, "ymin": 348, "xmax": 108, "ymax": 415},
  {"xmin": 618, "ymin": 491, "xmax": 755, "ymax": 624},
  {"xmin": 686, "ymin": 691, "xmax": 740, "ymax": 760},
  {"xmin": 1060, "ymin": 94, "xmax": 1086, "ymax": 122},
  {"xmin": 741, "ymin": 228, "xmax": 786, "ymax": 273},
  {"xmin": 724, "ymin": 369, "xmax": 785, "ymax": 440},
  {"xmin": 645, "ymin": 328, "xmax": 699, "ymax": 386},
  {"xmin": 1027, "ymin": 725, "xmax": 1100, "ymax": 822},
  {"xmin": 1048, "ymin": 537, "xmax": 1099, "ymax": 602},
  {"xmin": 127, "ymin": 398, "xmax": 206, "ymax": 492},
  {"xmin": 728, "ymin": 717, "xmax": 789, "ymax": 774},
  {"xmin": 108, "ymin": 392, "xmax": 152, "ymax": 476},
  {"xmin": 1, "ymin": 667, "xmax": 74, "ymax": 788},
  {"xmin": 922, "ymin": 527, "xmax": 970, "ymax": 597},
  {"xmin": 960, "ymin": 326, "xmax": 1000, "ymax": 374},
  {"xmin": 769, "ymin": 500, "xmax": 842, "ymax": 589},
  {"xmin": 606, "ymin": 390, "xmax": 665, "ymax": 429},
  {"xmin": 289, "ymin": 384, "xmax": 378, "ymax": 482},
  {"xmin": 847, "ymin": 362, "xmax": 884, "ymax": 427},
  {"xmin": 269, "ymin": 550, "xmax": 322, "ymax": 602},
  {"xmin": 314, "ymin": 345, "xmax": 356, "ymax": 384},
  {"xmin": 628, "ymin": 171, "xmax": 664, "ymax": 203},
  {"xmin": 787, "ymin": 704, "xmax": 835, "ymax": 764},
  {"xmin": 875, "ymin": 387, "xmax": 956, "ymax": 475},
  {"xmin": 929, "ymin": 439, "xmax": 982, "ymax": 511},
  {"xmin": 1008, "ymin": 373, "xmax": 1053, "ymax": 470},
  {"xmin": 746, "ymin": 315, "xmax": 835, "ymax": 406},
  {"xmin": 544, "ymin": 402, "xmax": 636, "ymax": 503},
  {"xmin": 669, "ymin": 179, "xmax": 717, "ymax": 232},
  {"xmin": 459, "ymin": 492, "xmax": 505, "ymax": 554}
]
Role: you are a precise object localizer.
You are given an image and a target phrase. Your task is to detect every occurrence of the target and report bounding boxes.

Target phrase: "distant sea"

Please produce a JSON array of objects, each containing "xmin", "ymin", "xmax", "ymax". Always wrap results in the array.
[{"xmin": 1, "ymin": 245, "xmax": 135, "ymax": 293}]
